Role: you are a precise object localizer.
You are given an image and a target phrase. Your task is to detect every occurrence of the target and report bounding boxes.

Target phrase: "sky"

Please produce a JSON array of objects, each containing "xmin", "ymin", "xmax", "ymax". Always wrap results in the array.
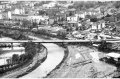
[{"xmin": 0, "ymin": 0, "xmax": 120, "ymax": 1}]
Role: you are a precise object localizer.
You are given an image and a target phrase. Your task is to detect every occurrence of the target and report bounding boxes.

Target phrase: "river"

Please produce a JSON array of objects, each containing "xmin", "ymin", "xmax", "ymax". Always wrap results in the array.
[
  {"xmin": 0, "ymin": 36, "xmax": 65, "ymax": 78},
  {"xmin": 22, "ymin": 35, "xmax": 65, "ymax": 78}
]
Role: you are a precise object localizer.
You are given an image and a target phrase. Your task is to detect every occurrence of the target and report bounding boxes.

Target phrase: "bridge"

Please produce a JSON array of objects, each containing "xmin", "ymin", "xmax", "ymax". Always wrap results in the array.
[{"xmin": 0, "ymin": 39, "xmax": 120, "ymax": 43}]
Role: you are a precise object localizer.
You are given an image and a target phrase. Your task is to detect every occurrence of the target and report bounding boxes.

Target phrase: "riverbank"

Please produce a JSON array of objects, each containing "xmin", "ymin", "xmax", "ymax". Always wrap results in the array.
[
  {"xmin": 46, "ymin": 45, "xmax": 117, "ymax": 78},
  {"xmin": 45, "ymin": 46, "xmax": 69, "ymax": 77},
  {"xmin": 17, "ymin": 45, "xmax": 48, "ymax": 78},
  {"xmin": 21, "ymin": 43, "xmax": 65, "ymax": 78},
  {"xmin": 21, "ymin": 34, "xmax": 65, "ymax": 78},
  {"xmin": 1, "ymin": 44, "xmax": 47, "ymax": 78},
  {"xmin": 0, "ymin": 29, "xmax": 66, "ymax": 78}
]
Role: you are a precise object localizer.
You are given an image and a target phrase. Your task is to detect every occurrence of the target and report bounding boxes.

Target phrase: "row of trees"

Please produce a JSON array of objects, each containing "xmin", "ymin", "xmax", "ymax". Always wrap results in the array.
[
  {"xmin": 34, "ymin": 1, "xmax": 51, "ymax": 7},
  {"xmin": 21, "ymin": 20, "xmax": 38, "ymax": 29},
  {"xmin": 0, "ymin": 30, "xmax": 30, "ymax": 40},
  {"xmin": 33, "ymin": 28, "xmax": 67, "ymax": 39},
  {"xmin": 11, "ymin": 42, "xmax": 43, "ymax": 64},
  {"xmin": 68, "ymin": 1, "xmax": 98, "ymax": 10},
  {"xmin": 11, "ymin": 54, "xmax": 28, "ymax": 64},
  {"xmin": 98, "ymin": 41, "xmax": 120, "ymax": 52},
  {"xmin": 21, "ymin": 19, "xmax": 48, "ymax": 29}
]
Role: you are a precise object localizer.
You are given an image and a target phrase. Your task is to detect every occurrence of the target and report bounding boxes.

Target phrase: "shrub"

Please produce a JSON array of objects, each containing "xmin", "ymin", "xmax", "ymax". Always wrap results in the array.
[{"xmin": 12, "ymin": 54, "xmax": 19, "ymax": 64}]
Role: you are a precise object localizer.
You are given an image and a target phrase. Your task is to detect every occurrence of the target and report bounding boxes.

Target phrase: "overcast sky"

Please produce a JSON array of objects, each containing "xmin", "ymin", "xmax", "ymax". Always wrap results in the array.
[{"xmin": 0, "ymin": 0, "xmax": 119, "ymax": 2}]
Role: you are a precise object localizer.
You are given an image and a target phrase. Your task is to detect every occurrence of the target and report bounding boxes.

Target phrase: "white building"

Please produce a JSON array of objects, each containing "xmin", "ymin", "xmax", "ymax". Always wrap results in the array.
[
  {"xmin": 42, "ymin": 1, "xmax": 57, "ymax": 9},
  {"xmin": 91, "ymin": 21, "xmax": 105, "ymax": 30},
  {"xmin": 0, "ymin": 13, "xmax": 3, "ymax": 19},
  {"xmin": 8, "ymin": 11, "xmax": 12, "ymax": 19},
  {"xmin": 13, "ymin": 8, "xmax": 25, "ymax": 14},
  {"xmin": 75, "ymin": 11, "xmax": 87, "ymax": 19},
  {"xmin": 76, "ymin": 10, "xmax": 99, "ymax": 19},
  {"xmin": 67, "ymin": 16, "xmax": 78, "ymax": 22}
]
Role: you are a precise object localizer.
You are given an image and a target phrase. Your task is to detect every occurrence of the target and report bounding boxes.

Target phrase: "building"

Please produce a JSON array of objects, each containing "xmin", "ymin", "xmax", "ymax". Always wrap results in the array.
[
  {"xmin": 12, "ymin": 14, "xmax": 28, "ymax": 20},
  {"xmin": 28, "ymin": 15, "xmax": 49, "ymax": 24},
  {"xmin": 67, "ymin": 16, "xmax": 78, "ymax": 22},
  {"xmin": 75, "ymin": 11, "xmax": 87, "ymax": 19},
  {"xmin": 48, "ymin": 19, "xmax": 54, "ymax": 25},
  {"xmin": 42, "ymin": 1, "xmax": 57, "ymax": 9},
  {"xmin": 91, "ymin": 21, "xmax": 105, "ymax": 31},
  {"xmin": 0, "ymin": 19, "xmax": 20, "ymax": 26},
  {"xmin": 0, "ymin": 4, "xmax": 5, "ymax": 9},
  {"xmin": 49, "ymin": 12, "xmax": 67, "ymax": 25},
  {"xmin": 0, "ymin": 13, "xmax": 3, "ymax": 19},
  {"xmin": 13, "ymin": 8, "xmax": 25, "ymax": 14},
  {"xmin": 12, "ymin": 13, "xmax": 49, "ymax": 23},
  {"xmin": 2, "ymin": 10, "xmax": 12, "ymax": 19}
]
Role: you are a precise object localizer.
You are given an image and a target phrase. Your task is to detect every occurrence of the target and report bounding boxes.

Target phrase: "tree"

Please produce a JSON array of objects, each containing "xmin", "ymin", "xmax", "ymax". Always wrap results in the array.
[
  {"xmin": 32, "ymin": 22, "xmax": 38, "ymax": 28},
  {"xmin": 85, "ymin": 14, "xmax": 91, "ymax": 19},
  {"xmin": 57, "ymin": 30, "xmax": 67, "ymax": 39},
  {"xmin": 71, "ymin": 1, "xmax": 98, "ymax": 10},
  {"xmin": 34, "ymin": 1, "xmax": 51, "ymax": 7},
  {"xmin": 90, "ymin": 15, "xmax": 98, "ymax": 22},
  {"xmin": 24, "ymin": 42, "xmax": 37, "ymax": 59},
  {"xmin": 79, "ymin": 25, "xmax": 86, "ymax": 31},
  {"xmin": 90, "ymin": 18, "xmax": 98, "ymax": 22},
  {"xmin": 113, "ymin": 1, "xmax": 120, "ymax": 8},
  {"xmin": 19, "ymin": 54, "xmax": 27, "ymax": 62},
  {"xmin": 72, "ymin": 1, "xmax": 84, "ymax": 10},
  {"xmin": 58, "ymin": 1, "xmax": 67, "ymax": 4},
  {"xmin": 21, "ymin": 20, "xmax": 32, "ymax": 29},
  {"xmin": 12, "ymin": 54, "xmax": 19, "ymax": 64},
  {"xmin": 110, "ymin": 8, "xmax": 117, "ymax": 14},
  {"xmin": 39, "ymin": 10, "xmax": 46, "ymax": 15},
  {"xmin": 100, "ymin": 7, "xmax": 105, "ymax": 15},
  {"xmin": 68, "ymin": 5, "xmax": 74, "ymax": 9},
  {"xmin": 116, "ymin": 13, "xmax": 120, "ymax": 21},
  {"xmin": 37, "ymin": 43, "xmax": 42, "ymax": 50},
  {"xmin": 69, "ymin": 11, "xmax": 74, "ymax": 16}
]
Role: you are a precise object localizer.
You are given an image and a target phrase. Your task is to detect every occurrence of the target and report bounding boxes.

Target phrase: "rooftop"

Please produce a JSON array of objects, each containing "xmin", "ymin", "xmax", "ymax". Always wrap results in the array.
[
  {"xmin": 12, "ymin": 14, "xmax": 28, "ymax": 17},
  {"xmin": 106, "ymin": 53, "xmax": 120, "ymax": 58}
]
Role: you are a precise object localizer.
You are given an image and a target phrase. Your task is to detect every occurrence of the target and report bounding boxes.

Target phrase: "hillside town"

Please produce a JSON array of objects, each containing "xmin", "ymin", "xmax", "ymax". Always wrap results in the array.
[
  {"xmin": 1, "ymin": 0, "xmax": 120, "ymax": 78},
  {"xmin": 0, "ymin": 1, "xmax": 120, "ymax": 40}
]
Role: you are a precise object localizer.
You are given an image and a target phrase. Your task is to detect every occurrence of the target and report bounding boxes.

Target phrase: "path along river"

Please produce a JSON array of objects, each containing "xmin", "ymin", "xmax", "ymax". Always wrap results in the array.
[{"xmin": 0, "ymin": 36, "xmax": 65, "ymax": 78}]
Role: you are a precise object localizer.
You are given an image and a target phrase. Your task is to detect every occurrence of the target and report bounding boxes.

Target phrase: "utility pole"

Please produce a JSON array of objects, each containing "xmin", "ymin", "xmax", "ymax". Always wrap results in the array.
[{"xmin": 11, "ymin": 43, "xmax": 13, "ymax": 50}]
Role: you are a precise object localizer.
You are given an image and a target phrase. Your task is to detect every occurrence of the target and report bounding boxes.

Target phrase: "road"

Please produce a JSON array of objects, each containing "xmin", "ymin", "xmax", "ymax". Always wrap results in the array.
[
  {"xmin": 0, "ymin": 38, "xmax": 120, "ymax": 43},
  {"xmin": 21, "ymin": 35, "xmax": 65, "ymax": 78}
]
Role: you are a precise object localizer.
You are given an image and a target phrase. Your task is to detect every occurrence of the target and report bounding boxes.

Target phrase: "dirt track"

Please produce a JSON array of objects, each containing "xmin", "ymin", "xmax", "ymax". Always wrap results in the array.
[{"xmin": 47, "ymin": 45, "xmax": 117, "ymax": 78}]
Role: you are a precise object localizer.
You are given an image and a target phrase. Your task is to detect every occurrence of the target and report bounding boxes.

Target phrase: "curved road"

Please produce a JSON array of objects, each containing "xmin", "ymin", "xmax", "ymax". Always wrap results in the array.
[{"xmin": 21, "ymin": 36, "xmax": 65, "ymax": 78}]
